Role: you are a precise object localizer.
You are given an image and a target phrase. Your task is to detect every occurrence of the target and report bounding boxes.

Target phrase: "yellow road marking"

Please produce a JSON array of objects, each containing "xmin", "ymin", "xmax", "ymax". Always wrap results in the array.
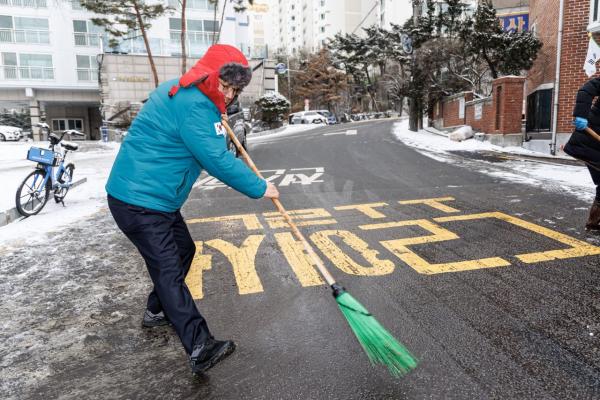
[
  {"xmin": 263, "ymin": 208, "xmax": 336, "ymax": 229},
  {"xmin": 310, "ymin": 230, "xmax": 395, "ymax": 276},
  {"xmin": 187, "ymin": 213, "xmax": 263, "ymax": 230},
  {"xmin": 274, "ymin": 232, "xmax": 324, "ymax": 286},
  {"xmin": 334, "ymin": 202, "xmax": 389, "ymax": 219},
  {"xmin": 205, "ymin": 235, "xmax": 265, "ymax": 295},
  {"xmin": 185, "ymin": 242, "xmax": 212, "ymax": 300},
  {"xmin": 360, "ymin": 219, "xmax": 510, "ymax": 274},
  {"xmin": 435, "ymin": 212, "xmax": 600, "ymax": 263},
  {"xmin": 398, "ymin": 197, "xmax": 460, "ymax": 213}
]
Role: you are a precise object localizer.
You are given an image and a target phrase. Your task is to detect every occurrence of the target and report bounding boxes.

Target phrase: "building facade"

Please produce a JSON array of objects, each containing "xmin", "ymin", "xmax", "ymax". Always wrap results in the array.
[
  {"xmin": 525, "ymin": 0, "xmax": 598, "ymax": 153},
  {"xmin": 0, "ymin": 0, "xmax": 257, "ymax": 140},
  {"xmin": 267, "ymin": 0, "xmax": 385, "ymax": 56}
]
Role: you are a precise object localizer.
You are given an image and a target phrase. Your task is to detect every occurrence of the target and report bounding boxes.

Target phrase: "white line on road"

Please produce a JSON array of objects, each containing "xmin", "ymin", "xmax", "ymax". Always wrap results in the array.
[{"xmin": 323, "ymin": 130, "xmax": 357, "ymax": 136}]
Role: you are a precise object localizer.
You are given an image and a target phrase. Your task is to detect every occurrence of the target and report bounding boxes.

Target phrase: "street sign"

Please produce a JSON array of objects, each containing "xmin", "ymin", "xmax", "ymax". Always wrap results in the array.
[
  {"xmin": 401, "ymin": 33, "xmax": 413, "ymax": 55},
  {"xmin": 275, "ymin": 63, "xmax": 287, "ymax": 74}
]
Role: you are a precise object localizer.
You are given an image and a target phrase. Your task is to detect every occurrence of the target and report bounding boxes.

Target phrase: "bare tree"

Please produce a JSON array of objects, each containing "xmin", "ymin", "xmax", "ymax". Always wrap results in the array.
[{"xmin": 82, "ymin": 0, "xmax": 170, "ymax": 87}]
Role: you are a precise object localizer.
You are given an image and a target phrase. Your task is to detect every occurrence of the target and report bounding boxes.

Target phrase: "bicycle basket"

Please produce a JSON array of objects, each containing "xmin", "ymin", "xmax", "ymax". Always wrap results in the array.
[{"xmin": 27, "ymin": 147, "xmax": 56, "ymax": 166}]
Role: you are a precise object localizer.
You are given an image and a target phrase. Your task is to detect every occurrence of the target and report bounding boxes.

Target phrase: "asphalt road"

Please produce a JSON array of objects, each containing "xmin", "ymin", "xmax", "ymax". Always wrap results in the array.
[{"xmin": 2, "ymin": 119, "xmax": 600, "ymax": 399}]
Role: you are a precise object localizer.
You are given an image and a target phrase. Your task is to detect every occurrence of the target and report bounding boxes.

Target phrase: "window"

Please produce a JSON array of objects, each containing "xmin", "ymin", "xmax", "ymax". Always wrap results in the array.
[
  {"xmin": 52, "ymin": 119, "xmax": 83, "ymax": 136},
  {"xmin": 320, "ymin": 13, "xmax": 325, "ymax": 20},
  {"xmin": 1, "ymin": 52, "xmax": 17, "ymax": 79},
  {"xmin": 320, "ymin": 26, "xmax": 325, "ymax": 33},
  {"xmin": 169, "ymin": 18, "xmax": 218, "ymax": 57},
  {"xmin": 591, "ymin": 0, "xmax": 600, "ymax": 31},
  {"xmin": 0, "ymin": 15, "xmax": 49, "ymax": 44},
  {"xmin": 76, "ymin": 54, "xmax": 98, "ymax": 81},
  {"xmin": 73, "ymin": 20, "xmax": 103, "ymax": 46},
  {"xmin": 0, "ymin": 52, "xmax": 53, "ymax": 80}
]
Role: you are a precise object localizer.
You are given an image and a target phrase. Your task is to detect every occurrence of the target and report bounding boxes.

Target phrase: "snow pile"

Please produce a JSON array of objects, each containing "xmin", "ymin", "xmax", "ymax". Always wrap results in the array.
[
  {"xmin": 392, "ymin": 120, "xmax": 595, "ymax": 202},
  {"xmin": 0, "ymin": 141, "xmax": 120, "ymax": 248},
  {"xmin": 248, "ymin": 123, "xmax": 319, "ymax": 142},
  {"xmin": 448, "ymin": 126, "xmax": 474, "ymax": 142}
]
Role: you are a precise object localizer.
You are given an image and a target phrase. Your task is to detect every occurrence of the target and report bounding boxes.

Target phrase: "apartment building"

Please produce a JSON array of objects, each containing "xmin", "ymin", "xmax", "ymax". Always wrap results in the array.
[
  {"xmin": 0, "ymin": 0, "xmax": 253, "ymax": 140},
  {"xmin": 267, "ymin": 0, "xmax": 386, "ymax": 56}
]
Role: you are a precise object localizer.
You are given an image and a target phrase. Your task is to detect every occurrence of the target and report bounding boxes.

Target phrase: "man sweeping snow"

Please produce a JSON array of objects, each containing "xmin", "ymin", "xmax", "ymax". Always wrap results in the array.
[{"xmin": 105, "ymin": 44, "xmax": 279, "ymax": 375}]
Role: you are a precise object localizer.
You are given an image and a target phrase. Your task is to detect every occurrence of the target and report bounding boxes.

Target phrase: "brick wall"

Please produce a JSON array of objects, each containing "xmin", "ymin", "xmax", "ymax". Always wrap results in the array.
[
  {"xmin": 526, "ymin": 0, "xmax": 560, "ymax": 96},
  {"xmin": 437, "ymin": 77, "xmax": 525, "ymax": 134},
  {"xmin": 491, "ymin": 76, "xmax": 526, "ymax": 134},
  {"xmin": 431, "ymin": 92, "xmax": 473, "ymax": 128},
  {"xmin": 466, "ymin": 98, "xmax": 494, "ymax": 133},
  {"xmin": 557, "ymin": 0, "xmax": 595, "ymax": 133}
]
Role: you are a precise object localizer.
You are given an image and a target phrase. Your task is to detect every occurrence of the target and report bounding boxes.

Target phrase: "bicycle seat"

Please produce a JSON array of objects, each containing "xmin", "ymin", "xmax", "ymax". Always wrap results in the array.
[{"xmin": 62, "ymin": 140, "xmax": 79, "ymax": 151}]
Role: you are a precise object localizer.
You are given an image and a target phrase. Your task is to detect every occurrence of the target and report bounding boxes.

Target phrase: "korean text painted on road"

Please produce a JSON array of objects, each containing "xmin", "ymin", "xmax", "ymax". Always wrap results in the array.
[{"xmin": 184, "ymin": 197, "xmax": 600, "ymax": 299}]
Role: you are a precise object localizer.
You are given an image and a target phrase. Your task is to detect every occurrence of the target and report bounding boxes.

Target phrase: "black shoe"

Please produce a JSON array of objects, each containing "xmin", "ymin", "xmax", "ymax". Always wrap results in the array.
[
  {"xmin": 142, "ymin": 309, "xmax": 171, "ymax": 328},
  {"xmin": 189, "ymin": 338, "xmax": 236, "ymax": 375}
]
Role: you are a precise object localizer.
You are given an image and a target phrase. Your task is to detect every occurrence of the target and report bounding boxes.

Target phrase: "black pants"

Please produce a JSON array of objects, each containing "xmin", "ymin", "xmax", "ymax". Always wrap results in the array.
[{"xmin": 108, "ymin": 195, "xmax": 211, "ymax": 354}]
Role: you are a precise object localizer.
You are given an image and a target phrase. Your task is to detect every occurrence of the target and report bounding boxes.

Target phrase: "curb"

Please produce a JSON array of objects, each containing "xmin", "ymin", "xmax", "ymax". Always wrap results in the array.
[{"xmin": 0, "ymin": 177, "xmax": 87, "ymax": 228}]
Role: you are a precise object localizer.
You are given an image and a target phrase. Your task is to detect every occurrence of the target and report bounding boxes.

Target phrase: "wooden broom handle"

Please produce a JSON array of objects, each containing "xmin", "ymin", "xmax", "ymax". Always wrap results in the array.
[
  {"xmin": 585, "ymin": 127, "xmax": 600, "ymax": 143},
  {"xmin": 221, "ymin": 118, "xmax": 336, "ymax": 286}
]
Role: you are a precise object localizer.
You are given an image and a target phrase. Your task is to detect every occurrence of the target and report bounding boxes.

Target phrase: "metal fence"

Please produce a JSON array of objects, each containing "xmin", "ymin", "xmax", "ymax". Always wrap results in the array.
[{"xmin": 0, "ymin": 0, "xmax": 47, "ymax": 7}]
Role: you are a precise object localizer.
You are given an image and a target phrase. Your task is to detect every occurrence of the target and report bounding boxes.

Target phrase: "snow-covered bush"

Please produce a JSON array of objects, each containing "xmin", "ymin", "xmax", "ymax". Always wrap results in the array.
[{"xmin": 255, "ymin": 92, "xmax": 290, "ymax": 128}]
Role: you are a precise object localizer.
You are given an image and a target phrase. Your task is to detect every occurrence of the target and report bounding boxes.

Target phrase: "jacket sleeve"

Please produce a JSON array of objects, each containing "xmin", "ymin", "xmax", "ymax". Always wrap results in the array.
[
  {"xmin": 573, "ymin": 77, "xmax": 600, "ymax": 118},
  {"xmin": 179, "ymin": 103, "xmax": 267, "ymax": 199}
]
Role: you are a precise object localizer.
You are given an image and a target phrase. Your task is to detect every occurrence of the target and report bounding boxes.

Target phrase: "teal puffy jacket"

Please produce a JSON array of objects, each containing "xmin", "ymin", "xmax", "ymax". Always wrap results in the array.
[{"xmin": 105, "ymin": 78, "xmax": 266, "ymax": 212}]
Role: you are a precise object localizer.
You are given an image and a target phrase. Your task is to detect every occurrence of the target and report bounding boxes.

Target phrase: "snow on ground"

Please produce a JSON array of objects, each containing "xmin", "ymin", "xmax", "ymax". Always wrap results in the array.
[
  {"xmin": 392, "ymin": 120, "xmax": 595, "ymax": 202},
  {"xmin": 0, "ymin": 140, "xmax": 119, "ymax": 249},
  {"xmin": 247, "ymin": 123, "xmax": 322, "ymax": 142}
]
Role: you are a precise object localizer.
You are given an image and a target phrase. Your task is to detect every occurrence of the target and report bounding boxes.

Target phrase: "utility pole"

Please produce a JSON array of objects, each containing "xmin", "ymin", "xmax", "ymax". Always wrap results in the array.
[
  {"xmin": 409, "ymin": 0, "xmax": 421, "ymax": 132},
  {"xmin": 286, "ymin": 54, "xmax": 292, "ymax": 105}
]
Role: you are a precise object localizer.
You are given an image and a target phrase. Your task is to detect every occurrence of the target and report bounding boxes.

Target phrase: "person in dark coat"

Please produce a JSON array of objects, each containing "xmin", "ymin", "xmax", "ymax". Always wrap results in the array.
[
  {"xmin": 106, "ymin": 45, "xmax": 279, "ymax": 375},
  {"xmin": 564, "ymin": 77, "xmax": 600, "ymax": 231}
]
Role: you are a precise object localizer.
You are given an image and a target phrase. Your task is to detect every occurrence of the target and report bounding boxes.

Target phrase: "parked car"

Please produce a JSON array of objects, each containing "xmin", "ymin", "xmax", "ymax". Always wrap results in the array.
[
  {"xmin": 225, "ymin": 98, "xmax": 251, "ymax": 157},
  {"xmin": 289, "ymin": 112, "xmax": 303, "ymax": 125},
  {"xmin": 0, "ymin": 125, "xmax": 22, "ymax": 141},
  {"xmin": 316, "ymin": 110, "xmax": 337, "ymax": 124},
  {"xmin": 299, "ymin": 111, "xmax": 326, "ymax": 124}
]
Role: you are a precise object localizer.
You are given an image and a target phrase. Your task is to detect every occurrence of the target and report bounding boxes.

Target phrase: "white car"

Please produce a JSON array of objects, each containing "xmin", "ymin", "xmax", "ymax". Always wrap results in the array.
[
  {"xmin": 296, "ymin": 111, "xmax": 326, "ymax": 124},
  {"xmin": 0, "ymin": 125, "xmax": 22, "ymax": 141}
]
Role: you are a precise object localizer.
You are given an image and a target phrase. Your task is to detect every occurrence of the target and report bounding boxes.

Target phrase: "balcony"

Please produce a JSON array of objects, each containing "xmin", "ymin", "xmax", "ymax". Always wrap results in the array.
[
  {"xmin": 77, "ymin": 68, "xmax": 98, "ymax": 81},
  {"xmin": 169, "ymin": 31, "xmax": 214, "ymax": 57},
  {"xmin": 0, "ymin": 0, "xmax": 47, "ymax": 8},
  {"xmin": 0, "ymin": 29, "xmax": 50, "ymax": 45},
  {"xmin": 74, "ymin": 32, "xmax": 103, "ymax": 47},
  {"xmin": 1, "ymin": 65, "xmax": 54, "ymax": 80}
]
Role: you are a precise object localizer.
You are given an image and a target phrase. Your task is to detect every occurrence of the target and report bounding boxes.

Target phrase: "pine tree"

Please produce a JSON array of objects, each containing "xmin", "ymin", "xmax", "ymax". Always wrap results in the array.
[
  {"xmin": 466, "ymin": 0, "xmax": 542, "ymax": 79},
  {"xmin": 80, "ymin": 0, "xmax": 170, "ymax": 87}
]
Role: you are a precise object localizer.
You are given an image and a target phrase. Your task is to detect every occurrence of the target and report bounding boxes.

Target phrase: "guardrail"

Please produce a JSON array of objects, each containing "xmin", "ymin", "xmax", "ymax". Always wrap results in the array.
[{"xmin": 0, "ymin": 28, "xmax": 50, "ymax": 44}]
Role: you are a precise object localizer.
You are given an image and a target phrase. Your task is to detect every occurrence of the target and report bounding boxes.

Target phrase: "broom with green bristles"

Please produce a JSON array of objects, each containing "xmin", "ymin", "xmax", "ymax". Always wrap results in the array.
[{"xmin": 222, "ymin": 118, "xmax": 418, "ymax": 377}]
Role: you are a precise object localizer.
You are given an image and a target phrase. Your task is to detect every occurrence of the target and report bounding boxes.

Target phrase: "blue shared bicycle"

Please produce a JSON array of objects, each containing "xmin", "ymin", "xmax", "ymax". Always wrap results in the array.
[{"xmin": 15, "ymin": 123, "xmax": 85, "ymax": 217}]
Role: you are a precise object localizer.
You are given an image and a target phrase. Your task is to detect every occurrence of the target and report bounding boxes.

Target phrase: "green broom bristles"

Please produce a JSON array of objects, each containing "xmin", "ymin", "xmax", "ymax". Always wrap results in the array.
[{"xmin": 335, "ymin": 290, "xmax": 418, "ymax": 377}]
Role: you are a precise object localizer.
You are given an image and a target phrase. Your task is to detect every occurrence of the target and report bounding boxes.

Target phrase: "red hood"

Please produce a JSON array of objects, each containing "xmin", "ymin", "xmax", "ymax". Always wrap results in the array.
[{"xmin": 169, "ymin": 44, "xmax": 249, "ymax": 113}]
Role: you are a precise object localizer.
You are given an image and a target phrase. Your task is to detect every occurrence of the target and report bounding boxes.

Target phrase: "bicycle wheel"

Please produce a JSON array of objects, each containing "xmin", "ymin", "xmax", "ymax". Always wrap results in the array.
[
  {"xmin": 55, "ymin": 163, "xmax": 74, "ymax": 202},
  {"xmin": 15, "ymin": 169, "xmax": 50, "ymax": 216}
]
